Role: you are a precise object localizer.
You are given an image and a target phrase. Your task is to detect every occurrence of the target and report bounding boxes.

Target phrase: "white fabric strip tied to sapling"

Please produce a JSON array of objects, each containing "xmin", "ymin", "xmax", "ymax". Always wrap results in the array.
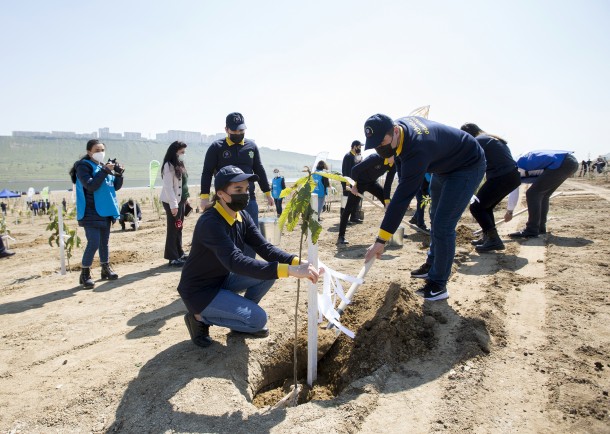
[{"xmin": 316, "ymin": 260, "xmax": 365, "ymax": 339}]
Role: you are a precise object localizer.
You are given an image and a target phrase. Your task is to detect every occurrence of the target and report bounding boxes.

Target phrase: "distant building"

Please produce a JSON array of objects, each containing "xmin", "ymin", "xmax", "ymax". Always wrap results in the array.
[
  {"xmin": 98, "ymin": 127, "xmax": 110, "ymax": 139},
  {"xmin": 123, "ymin": 132, "xmax": 142, "ymax": 140},
  {"xmin": 51, "ymin": 131, "xmax": 77, "ymax": 138},
  {"xmin": 156, "ymin": 130, "xmax": 203, "ymax": 144},
  {"xmin": 202, "ymin": 133, "xmax": 225, "ymax": 143},
  {"xmin": 12, "ymin": 130, "xmax": 97, "ymax": 139}
]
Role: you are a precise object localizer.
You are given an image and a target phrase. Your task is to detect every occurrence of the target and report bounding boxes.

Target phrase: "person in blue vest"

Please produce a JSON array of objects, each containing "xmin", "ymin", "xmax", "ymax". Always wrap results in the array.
[
  {"xmin": 505, "ymin": 150, "xmax": 578, "ymax": 238},
  {"xmin": 363, "ymin": 114, "xmax": 485, "ymax": 301},
  {"xmin": 461, "ymin": 123, "xmax": 521, "ymax": 252},
  {"xmin": 69, "ymin": 139, "xmax": 124, "ymax": 289},
  {"xmin": 312, "ymin": 160, "xmax": 329, "ymax": 221},
  {"xmin": 178, "ymin": 166, "xmax": 321, "ymax": 347},
  {"xmin": 270, "ymin": 168, "xmax": 286, "ymax": 217},
  {"xmin": 337, "ymin": 153, "xmax": 396, "ymax": 244}
]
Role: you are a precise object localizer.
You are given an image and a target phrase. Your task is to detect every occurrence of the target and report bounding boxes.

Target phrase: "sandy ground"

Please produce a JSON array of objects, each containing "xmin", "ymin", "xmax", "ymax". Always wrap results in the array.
[{"xmin": 1, "ymin": 178, "xmax": 609, "ymax": 433}]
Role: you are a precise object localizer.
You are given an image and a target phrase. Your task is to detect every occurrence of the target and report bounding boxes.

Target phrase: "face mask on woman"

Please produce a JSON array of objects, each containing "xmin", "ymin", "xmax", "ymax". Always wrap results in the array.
[
  {"xmin": 177, "ymin": 153, "xmax": 185, "ymax": 162},
  {"xmin": 226, "ymin": 193, "xmax": 249, "ymax": 212},
  {"xmin": 91, "ymin": 151, "xmax": 105, "ymax": 164}
]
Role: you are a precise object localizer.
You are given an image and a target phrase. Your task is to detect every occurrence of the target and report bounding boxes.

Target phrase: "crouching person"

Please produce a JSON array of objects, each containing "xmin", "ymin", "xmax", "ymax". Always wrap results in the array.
[
  {"xmin": 119, "ymin": 199, "xmax": 142, "ymax": 230},
  {"xmin": 178, "ymin": 166, "xmax": 321, "ymax": 348}
]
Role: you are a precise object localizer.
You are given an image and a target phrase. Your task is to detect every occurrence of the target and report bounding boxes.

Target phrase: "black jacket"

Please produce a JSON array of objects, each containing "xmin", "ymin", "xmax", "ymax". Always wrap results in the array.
[{"xmin": 201, "ymin": 138, "xmax": 271, "ymax": 199}]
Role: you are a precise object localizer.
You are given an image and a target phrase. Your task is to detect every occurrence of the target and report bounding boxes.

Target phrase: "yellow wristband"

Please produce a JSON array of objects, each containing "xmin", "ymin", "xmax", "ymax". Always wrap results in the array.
[
  {"xmin": 291, "ymin": 256, "xmax": 300, "ymax": 265},
  {"xmin": 200, "ymin": 193, "xmax": 209, "ymax": 200},
  {"xmin": 277, "ymin": 263, "xmax": 289, "ymax": 278},
  {"xmin": 377, "ymin": 229, "xmax": 392, "ymax": 241},
  {"xmin": 265, "ymin": 191, "xmax": 271, "ymax": 197}
]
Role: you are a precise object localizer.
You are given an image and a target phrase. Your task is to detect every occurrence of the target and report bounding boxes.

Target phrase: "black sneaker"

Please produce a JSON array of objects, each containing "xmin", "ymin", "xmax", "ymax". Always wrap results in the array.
[
  {"xmin": 169, "ymin": 259, "xmax": 185, "ymax": 267},
  {"xmin": 337, "ymin": 236, "xmax": 349, "ymax": 245},
  {"xmin": 471, "ymin": 237, "xmax": 485, "ymax": 246},
  {"xmin": 417, "ymin": 281, "xmax": 449, "ymax": 301},
  {"xmin": 411, "ymin": 262, "xmax": 431, "ymax": 279},
  {"xmin": 183, "ymin": 313, "xmax": 213, "ymax": 348},
  {"xmin": 408, "ymin": 217, "xmax": 417, "ymax": 225},
  {"xmin": 508, "ymin": 230, "xmax": 538, "ymax": 239},
  {"xmin": 417, "ymin": 224, "xmax": 430, "ymax": 235}
]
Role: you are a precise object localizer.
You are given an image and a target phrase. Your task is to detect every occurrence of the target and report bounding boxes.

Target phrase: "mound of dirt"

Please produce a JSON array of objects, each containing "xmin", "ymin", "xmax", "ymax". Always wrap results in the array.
[{"xmin": 253, "ymin": 281, "xmax": 440, "ymax": 407}]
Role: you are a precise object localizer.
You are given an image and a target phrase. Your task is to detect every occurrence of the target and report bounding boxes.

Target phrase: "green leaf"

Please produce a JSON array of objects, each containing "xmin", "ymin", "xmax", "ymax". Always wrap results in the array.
[{"xmin": 309, "ymin": 216, "xmax": 322, "ymax": 244}]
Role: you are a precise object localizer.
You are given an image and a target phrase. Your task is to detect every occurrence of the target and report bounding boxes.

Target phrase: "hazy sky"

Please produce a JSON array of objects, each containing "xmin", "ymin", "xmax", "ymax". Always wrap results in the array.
[{"xmin": 1, "ymin": 1, "xmax": 608, "ymax": 161}]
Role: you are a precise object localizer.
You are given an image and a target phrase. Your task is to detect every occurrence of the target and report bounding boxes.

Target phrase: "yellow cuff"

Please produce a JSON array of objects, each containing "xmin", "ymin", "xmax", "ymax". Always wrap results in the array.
[
  {"xmin": 378, "ymin": 229, "xmax": 392, "ymax": 241},
  {"xmin": 265, "ymin": 191, "xmax": 271, "ymax": 197},
  {"xmin": 291, "ymin": 256, "xmax": 300, "ymax": 265},
  {"xmin": 384, "ymin": 199, "xmax": 390, "ymax": 205},
  {"xmin": 200, "ymin": 193, "xmax": 210, "ymax": 199},
  {"xmin": 277, "ymin": 263, "xmax": 289, "ymax": 278}
]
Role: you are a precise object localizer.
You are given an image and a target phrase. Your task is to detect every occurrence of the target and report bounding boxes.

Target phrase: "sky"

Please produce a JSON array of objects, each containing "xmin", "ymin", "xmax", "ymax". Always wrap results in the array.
[{"xmin": 1, "ymin": 0, "xmax": 609, "ymax": 161}]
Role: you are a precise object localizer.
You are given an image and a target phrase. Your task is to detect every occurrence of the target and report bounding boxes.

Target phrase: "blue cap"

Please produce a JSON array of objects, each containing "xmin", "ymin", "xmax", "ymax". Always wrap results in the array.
[
  {"xmin": 364, "ymin": 114, "xmax": 394, "ymax": 150},
  {"xmin": 214, "ymin": 165, "xmax": 259, "ymax": 191}
]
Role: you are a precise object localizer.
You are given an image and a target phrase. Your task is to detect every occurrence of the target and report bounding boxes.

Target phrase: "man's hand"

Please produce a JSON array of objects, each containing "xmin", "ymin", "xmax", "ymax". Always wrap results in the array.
[
  {"xmin": 200, "ymin": 198, "xmax": 210, "ymax": 210},
  {"xmin": 350, "ymin": 184, "xmax": 359, "ymax": 196},
  {"xmin": 171, "ymin": 207, "xmax": 178, "ymax": 217},
  {"xmin": 288, "ymin": 263, "xmax": 324, "ymax": 283},
  {"xmin": 365, "ymin": 241, "xmax": 385, "ymax": 262},
  {"xmin": 504, "ymin": 210, "xmax": 513, "ymax": 222},
  {"xmin": 266, "ymin": 194, "xmax": 274, "ymax": 207}
]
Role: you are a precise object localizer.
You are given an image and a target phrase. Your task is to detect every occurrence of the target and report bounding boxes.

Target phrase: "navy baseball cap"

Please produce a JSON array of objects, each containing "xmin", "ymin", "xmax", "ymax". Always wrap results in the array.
[
  {"xmin": 364, "ymin": 114, "xmax": 395, "ymax": 150},
  {"xmin": 214, "ymin": 165, "xmax": 259, "ymax": 191},
  {"xmin": 226, "ymin": 112, "xmax": 247, "ymax": 131}
]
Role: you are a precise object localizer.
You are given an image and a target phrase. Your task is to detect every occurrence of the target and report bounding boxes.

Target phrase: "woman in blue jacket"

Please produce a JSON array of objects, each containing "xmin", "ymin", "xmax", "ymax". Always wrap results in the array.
[
  {"xmin": 312, "ymin": 160, "xmax": 329, "ymax": 221},
  {"xmin": 506, "ymin": 150, "xmax": 578, "ymax": 238},
  {"xmin": 69, "ymin": 139, "xmax": 124, "ymax": 289}
]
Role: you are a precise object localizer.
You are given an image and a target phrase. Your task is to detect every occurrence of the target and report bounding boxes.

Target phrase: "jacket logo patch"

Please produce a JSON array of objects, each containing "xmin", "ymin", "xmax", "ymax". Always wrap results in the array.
[
  {"xmin": 223, "ymin": 150, "xmax": 231, "ymax": 159},
  {"xmin": 248, "ymin": 151, "xmax": 254, "ymax": 159},
  {"xmin": 365, "ymin": 126, "xmax": 373, "ymax": 137}
]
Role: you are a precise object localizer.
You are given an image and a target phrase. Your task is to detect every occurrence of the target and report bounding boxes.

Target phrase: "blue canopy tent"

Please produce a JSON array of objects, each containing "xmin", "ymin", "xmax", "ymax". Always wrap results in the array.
[{"xmin": 0, "ymin": 189, "xmax": 20, "ymax": 198}]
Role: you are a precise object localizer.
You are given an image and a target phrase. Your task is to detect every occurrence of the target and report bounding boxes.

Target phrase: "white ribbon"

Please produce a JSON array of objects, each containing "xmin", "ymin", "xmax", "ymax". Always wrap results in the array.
[{"xmin": 316, "ymin": 260, "xmax": 363, "ymax": 339}]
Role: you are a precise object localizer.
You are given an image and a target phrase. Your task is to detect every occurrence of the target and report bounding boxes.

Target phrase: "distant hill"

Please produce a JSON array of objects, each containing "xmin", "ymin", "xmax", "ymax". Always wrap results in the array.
[{"xmin": 0, "ymin": 136, "xmax": 341, "ymax": 191}]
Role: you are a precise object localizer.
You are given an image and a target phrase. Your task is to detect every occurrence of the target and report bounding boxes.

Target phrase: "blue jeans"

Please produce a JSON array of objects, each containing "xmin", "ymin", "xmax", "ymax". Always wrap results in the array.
[
  {"xmin": 199, "ymin": 272, "xmax": 275, "ymax": 332},
  {"xmin": 426, "ymin": 162, "xmax": 485, "ymax": 287},
  {"xmin": 243, "ymin": 199, "xmax": 259, "ymax": 258},
  {"xmin": 82, "ymin": 221, "xmax": 111, "ymax": 267}
]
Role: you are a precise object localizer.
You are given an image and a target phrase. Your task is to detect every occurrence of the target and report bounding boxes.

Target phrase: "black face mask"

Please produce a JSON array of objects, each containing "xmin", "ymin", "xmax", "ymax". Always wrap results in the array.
[
  {"xmin": 226, "ymin": 193, "xmax": 249, "ymax": 212},
  {"xmin": 375, "ymin": 143, "xmax": 396, "ymax": 159},
  {"xmin": 355, "ymin": 147, "xmax": 362, "ymax": 155},
  {"xmin": 229, "ymin": 133, "xmax": 245, "ymax": 143}
]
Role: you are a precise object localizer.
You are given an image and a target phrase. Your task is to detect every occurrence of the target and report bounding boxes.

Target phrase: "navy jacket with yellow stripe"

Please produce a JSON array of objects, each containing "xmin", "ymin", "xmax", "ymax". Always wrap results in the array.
[{"xmin": 379, "ymin": 117, "xmax": 485, "ymax": 239}]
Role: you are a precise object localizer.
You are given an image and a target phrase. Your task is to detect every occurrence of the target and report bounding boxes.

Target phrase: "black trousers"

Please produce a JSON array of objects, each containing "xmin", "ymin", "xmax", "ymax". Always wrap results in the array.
[
  {"xmin": 163, "ymin": 200, "xmax": 185, "ymax": 261},
  {"xmin": 470, "ymin": 170, "xmax": 521, "ymax": 232},
  {"xmin": 339, "ymin": 182, "xmax": 384, "ymax": 237},
  {"xmin": 525, "ymin": 154, "xmax": 578, "ymax": 234}
]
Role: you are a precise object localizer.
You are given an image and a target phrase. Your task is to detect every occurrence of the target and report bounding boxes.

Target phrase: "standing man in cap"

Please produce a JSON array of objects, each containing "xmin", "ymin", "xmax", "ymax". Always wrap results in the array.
[
  {"xmin": 180, "ymin": 165, "xmax": 321, "ymax": 347},
  {"xmin": 337, "ymin": 153, "xmax": 396, "ymax": 245},
  {"xmin": 341, "ymin": 140, "xmax": 364, "ymax": 223},
  {"xmin": 200, "ymin": 112, "xmax": 274, "ymax": 258},
  {"xmin": 363, "ymin": 114, "xmax": 485, "ymax": 301}
]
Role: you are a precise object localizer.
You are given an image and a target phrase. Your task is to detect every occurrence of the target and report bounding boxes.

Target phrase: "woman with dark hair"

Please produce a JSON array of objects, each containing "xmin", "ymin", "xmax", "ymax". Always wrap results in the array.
[
  {"xmin": 178, "ymin": 165, "xmax": 321, "ymax": 347},
  {"xmin": 160, "ymin": 141, "xmax": 190, "ymax": 267},
  {"xmin": 69, "ymin": 139, "xmax": 124, "ymax": 289},
  {"xmin": 460, "ymin": 123, "xmax": 521, "ymax": 252},
  {"xmin": 312, "ymin": 160, "xmax": 329, "ymax": 221}
]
